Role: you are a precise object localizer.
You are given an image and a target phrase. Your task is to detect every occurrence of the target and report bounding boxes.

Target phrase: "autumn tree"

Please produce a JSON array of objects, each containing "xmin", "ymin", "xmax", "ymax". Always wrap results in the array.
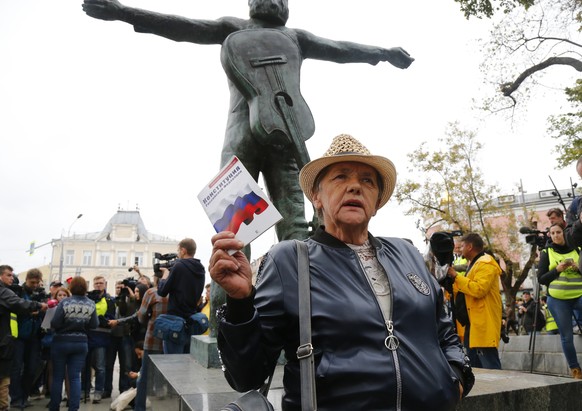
[
  {"xmin": 548, "ymin": 80, "xmax": 582, "ymax": 167},
  {"xmin": 395, "ymin": 123, "xmax": 537, "ymax": 315},
  {"xmin": 454, "ymin": 0, "xmax": 535, "ymax": 19},
  {"xmin": 459, "ymin": 0, "xmax": 581, "ymax": 168}
]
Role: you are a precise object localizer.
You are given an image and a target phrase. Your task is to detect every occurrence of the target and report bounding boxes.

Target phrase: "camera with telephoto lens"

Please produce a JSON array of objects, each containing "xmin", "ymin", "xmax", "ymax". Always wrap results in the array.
[
  {"xmin": 153, "ymin": 252, "xmax": 178, "ymax": 278},
  {"xmin": 519, "ymin": 227, "xmax": 549, "ymax": 249},
  {"xmin": 118, "ymin": 277, "xmax": 138, "ymax": 298},
  {"xmin": 428, "ymin": 230, "xmax": 463, "ymax": 290},
  {"xmin": 87, "ymin": 289, "xmax": 102, "ymax": 302},
  {"xmin": 30, "ymin": 287, "xmax": 49, "ymax": 302}
]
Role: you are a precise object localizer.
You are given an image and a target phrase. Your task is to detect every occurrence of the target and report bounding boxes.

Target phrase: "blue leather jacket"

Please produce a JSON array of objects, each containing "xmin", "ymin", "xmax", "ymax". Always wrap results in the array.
[{"xmin": 218, "ymin": 228, "xmax": 472, "ymax": 411}]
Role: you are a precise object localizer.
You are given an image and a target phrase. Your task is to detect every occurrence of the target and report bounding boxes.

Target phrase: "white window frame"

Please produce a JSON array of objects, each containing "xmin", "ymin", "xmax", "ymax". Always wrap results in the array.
[
  {"xmin": 100, "ymin": 252, "xmax": 110, "ymax": 267},
  {"xmin": 117, "ymin": 251, "xmax": 128, "ymax": 267},
  {"xmin": 82, "ymin": 251, "xmax": 92, "ymax": 266},
  {"xmin": 65, "ymin": 250, "xmax": 75, "ymax": 265}
]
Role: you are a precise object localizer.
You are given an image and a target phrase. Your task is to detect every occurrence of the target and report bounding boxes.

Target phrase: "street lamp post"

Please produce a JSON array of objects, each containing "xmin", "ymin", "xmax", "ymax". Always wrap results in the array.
[{"xmin": 58, "ymin": 213, "xmax": 83, "ymax": 283}]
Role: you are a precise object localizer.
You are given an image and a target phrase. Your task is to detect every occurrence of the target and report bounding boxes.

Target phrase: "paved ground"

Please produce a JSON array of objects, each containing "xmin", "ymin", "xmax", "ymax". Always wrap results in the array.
[
  {"xmin": 25, "ymin": 394, "xmax": 116, "ymax": 411},
  {"xmin": 25, "ymin": 363, "xmax": 127, "ymax": 411}
]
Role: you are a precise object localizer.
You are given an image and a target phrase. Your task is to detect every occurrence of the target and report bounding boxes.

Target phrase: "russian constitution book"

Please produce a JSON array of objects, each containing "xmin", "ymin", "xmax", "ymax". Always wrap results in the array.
[{"xmin": 197, "ymin": 156, "xmax": 282, "ymax": 249}]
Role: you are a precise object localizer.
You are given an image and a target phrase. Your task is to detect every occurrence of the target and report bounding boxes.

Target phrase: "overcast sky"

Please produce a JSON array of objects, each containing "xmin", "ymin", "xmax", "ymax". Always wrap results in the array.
[{"xmin": 1, "ymin": 0, "xmax": 577, "ymax": 277}]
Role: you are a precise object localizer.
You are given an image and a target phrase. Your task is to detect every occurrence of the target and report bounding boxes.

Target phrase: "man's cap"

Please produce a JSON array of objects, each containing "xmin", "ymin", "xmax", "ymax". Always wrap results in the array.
[
  {"xmin": 50, "ymin": 281, "xmax": 63, "ymax": 287},
  {"xmin": 522, "ymin": 290, "xmax": 531, "ymax": 295},
  {"xmin": 299, "ymin": 134, "xmax": 396, "ymax": 209}
]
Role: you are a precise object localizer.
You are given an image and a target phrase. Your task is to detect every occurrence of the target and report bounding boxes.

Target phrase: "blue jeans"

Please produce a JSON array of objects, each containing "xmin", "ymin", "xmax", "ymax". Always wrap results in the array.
[
  {"xmin": 105, "ymin": 336, "xmax": 133, "ymax": 394},
  {"xmin": 81, "ymin": 346, "xmax": 106, "ymax": 395},
  {"xmin": 547, "ymin": 295, "xmax": 582, "ymax": 369},
  {"xmin": 134, "ymin": 349, "xmax": 162, "ymax": 411},
  {"xmin": 464, "ymin": 325, "xmax": 501, "ymax": 370},
  {"xmin": 49, "ymin": 339, "xmax": 88, "ymax": 411},
  {"xmin": 9, "ymin": 337, "xmax": 42, "ymax": 407}
]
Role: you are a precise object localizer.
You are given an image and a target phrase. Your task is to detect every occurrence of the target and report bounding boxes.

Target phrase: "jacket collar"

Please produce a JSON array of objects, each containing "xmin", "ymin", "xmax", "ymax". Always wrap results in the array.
[{"xmin": 311, "ymin": 226, "xmax": 381, "ymax": 249}]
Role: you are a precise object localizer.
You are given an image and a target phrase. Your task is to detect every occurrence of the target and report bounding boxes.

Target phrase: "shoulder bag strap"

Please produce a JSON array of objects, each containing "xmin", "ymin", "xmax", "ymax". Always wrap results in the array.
[{"xmin": 295, "ymin": 240, "xmax": 317, "ymax": 411}]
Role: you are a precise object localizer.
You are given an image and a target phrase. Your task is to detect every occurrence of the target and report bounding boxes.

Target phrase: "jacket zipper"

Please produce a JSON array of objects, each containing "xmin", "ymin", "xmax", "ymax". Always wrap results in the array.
[{"xmin": 354, "ymin": 251, "xmax": 402, "ymax": 411}]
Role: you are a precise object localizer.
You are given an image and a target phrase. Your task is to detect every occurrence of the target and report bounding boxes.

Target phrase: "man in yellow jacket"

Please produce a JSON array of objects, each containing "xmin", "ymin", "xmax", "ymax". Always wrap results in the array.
[{"xmin": 447, "ymin": 233, "xmax": 503, "ymax": 369}]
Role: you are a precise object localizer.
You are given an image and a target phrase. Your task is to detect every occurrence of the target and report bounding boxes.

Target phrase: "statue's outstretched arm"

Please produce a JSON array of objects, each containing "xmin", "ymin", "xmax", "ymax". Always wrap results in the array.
[
  {"xmin": 82, "ymin": 0, "xmax": 244, "ymax": 45},
  {"xmin": 295, "ymin": 28, "xmax": 414, "ymax": 69}
]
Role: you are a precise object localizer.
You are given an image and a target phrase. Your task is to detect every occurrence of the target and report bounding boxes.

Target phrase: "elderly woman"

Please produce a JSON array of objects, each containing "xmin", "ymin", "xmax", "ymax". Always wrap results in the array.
[{"xmin": 210, "ymin": 134, "xmax": 473, "ymax": 410}]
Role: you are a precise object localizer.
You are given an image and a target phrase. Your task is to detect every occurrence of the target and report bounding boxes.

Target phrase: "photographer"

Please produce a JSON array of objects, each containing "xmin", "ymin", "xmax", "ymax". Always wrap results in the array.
[
  {"xmin": 0, "ymin": 265, "xmax": 47, "ymax": 411},
  {"xmin": 103, "ymin": 279, "xmax": 137, "ymax": 399},
  {"xmin": 129, "ymin": 265, "xmax": 152, "ymax": 289},
  {"xmin": 447, "ymin": 233, "xmax": 503, "ymax": 370},
  {"xmin": 83, "ymin": 276, "xmax": 115, "ymax": 404},
  {"xmin": 9, "ymin": 268, "xmax": 48, "ymax": 409},
  {"xmin": 539, "ymin": 222, "xmax": 582, "ymax": 379},
  {"xmin": 133, "ymin": 275, "xmax": 167, "ymax": 411},
  {"xmin": 516, "ymin": 291, "xmax": 545, "ymax": 335},
  {"xmin": 157, "ymin": 238, "xmax": 205, "ymax": 354}
]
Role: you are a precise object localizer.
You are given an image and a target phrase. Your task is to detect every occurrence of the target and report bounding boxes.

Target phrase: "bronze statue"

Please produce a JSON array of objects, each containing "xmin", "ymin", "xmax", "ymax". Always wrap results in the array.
[
  {"xmin": 82, "ymin": 0, "xmax": 413, "ymax": 245},
  {"xmin": 82, "ymin": 0, "xmax": 414, "ymax": 335}
]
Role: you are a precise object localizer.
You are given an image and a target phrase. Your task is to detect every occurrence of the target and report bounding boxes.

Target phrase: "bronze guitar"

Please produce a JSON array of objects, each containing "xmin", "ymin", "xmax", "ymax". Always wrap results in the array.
[{"xmin": 220, "ymin": 28, "xmax": 315, "ymax": 169}]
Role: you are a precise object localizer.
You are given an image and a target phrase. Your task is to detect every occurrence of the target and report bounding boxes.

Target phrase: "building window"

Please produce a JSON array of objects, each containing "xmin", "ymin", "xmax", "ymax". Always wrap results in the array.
[
  {"xmin": 100, "ymin": 252, "xmax": 110, "ymax": 266},
  {"xmin": 82, "ymin": 251, "xmax": 92, "ymax": 266},
  {"xmin": 65, "ymin": 250, "xmax": 75, "ymax": 265},
  {"xmin": 117, "ymin": 251, "xmax": 128, "ymax": 267},
  {"xmin": 134, "ymin": 252, "xmax": 144, "ymax": 267}
]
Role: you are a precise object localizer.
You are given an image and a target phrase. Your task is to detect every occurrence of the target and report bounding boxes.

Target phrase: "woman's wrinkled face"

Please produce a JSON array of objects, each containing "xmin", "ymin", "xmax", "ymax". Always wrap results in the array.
[
  {"xmin": 313, "ymin": 162, "xmax": 380, "ymax": 232},
  {"xmin": 550, "ymin": 225, "xmax": 565, "ymax": 245}
]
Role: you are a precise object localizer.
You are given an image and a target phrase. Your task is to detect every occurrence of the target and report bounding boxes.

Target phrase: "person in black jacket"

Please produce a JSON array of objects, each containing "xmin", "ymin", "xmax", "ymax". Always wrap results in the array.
[
  {"xmin": 157, "ymin": 238, "xmax": 205, "ymax": 354},
  {"xmin": 9, "ymin": 268, "xmax": 48, "ymax": 409},
  {"xmin": 516, "ymin": 291, "xmax": 545, "ymax": 334},
  {"xmin": 49, "ymin": 276, "xmax": 99, "ymax": 411},
  {"xmin": 209, "ymin": 134, "xmax": 473, "ymax": 410},
  {"xmin": 0, "ymin": 265, "xmax": 47, "ymax": 411}
]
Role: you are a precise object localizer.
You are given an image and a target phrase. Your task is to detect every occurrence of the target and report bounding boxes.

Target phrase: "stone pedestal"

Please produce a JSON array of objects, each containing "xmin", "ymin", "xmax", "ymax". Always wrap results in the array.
[
  {"xmin": 148, "ymin": 353, "xmax": 582, "ymax": 411},
  {"xmin": 190, "ymin": 335, "xmax": 221, "ymax": 368},
  {"xmin": 499, "ymin": 334, "xmax": 582, "ymax": 376}
]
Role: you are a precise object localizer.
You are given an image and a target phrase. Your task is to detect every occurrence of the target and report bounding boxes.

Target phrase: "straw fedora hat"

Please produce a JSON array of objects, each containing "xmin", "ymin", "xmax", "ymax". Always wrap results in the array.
[{"xmin": 299, "ymin": 134, "xmax": 397, "ymax": 209}]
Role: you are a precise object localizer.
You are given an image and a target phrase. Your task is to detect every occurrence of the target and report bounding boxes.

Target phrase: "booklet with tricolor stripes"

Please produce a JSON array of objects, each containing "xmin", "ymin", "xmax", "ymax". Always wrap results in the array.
[{"xmin": 197, "ymin": 156, "xmax": 283, "ymax": 252}]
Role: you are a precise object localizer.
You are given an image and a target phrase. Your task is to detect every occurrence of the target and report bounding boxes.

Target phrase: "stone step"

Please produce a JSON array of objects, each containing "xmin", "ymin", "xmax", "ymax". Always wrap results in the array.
[{"xmin": 147, "ymin": 351, "xmax": 582, "ymax": 411}]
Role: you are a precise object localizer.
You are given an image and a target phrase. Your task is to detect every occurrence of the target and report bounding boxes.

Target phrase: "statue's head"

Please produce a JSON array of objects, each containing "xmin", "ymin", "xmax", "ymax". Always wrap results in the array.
[{"xmin": 248, "ymin": 0, "xmax": 289, "ymax": 25}]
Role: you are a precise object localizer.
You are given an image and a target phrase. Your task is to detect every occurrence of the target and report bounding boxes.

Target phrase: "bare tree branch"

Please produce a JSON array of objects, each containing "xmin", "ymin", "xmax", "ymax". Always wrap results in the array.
[{"xmin": 501, "ymin": 56, "xmax": 582, "ymax": 97}]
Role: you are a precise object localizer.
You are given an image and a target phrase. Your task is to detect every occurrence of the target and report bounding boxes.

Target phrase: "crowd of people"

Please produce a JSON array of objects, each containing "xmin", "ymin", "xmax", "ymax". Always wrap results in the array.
[
  {"xmin": 2, "ymin": 146, "xmax": 581, "ymax": 411},
  {"xmin": 0, "ymin": 237, "xmax": 209, "ymax": 411}
]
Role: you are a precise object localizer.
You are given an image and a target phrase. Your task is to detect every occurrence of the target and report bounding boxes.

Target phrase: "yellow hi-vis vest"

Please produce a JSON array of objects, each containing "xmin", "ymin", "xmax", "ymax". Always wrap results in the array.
[
  {"xmin": 95, "ymin": 296, "xmax": 107, "ymax": 317},
  {"xmin": 543, "ymin": 304, "xmax": 558, "ymax": 332},
  {"xmin": 453, "ymin": 256, "xmax": 468, "ymax": 276},
  {"xmin": 546, "ymin": 247, "xmax": 582, "ymax": 300},
  {"xmin": 10, "ymin": 313, "xmax": 18, "ymax": 337}
]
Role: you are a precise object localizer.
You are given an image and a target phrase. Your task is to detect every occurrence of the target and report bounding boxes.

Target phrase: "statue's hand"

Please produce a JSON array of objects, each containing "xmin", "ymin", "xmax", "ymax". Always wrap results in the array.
[
  {"xmin": 209, "ymin": 232, "xmax": 253, "ymax": 300},
  {"xmin": 82, "ymin": 0, "xmax": 123, "ymax": 21},
  {"xmin": 383, "ymin": 47, "xmax": 414, "ymax": 69}
]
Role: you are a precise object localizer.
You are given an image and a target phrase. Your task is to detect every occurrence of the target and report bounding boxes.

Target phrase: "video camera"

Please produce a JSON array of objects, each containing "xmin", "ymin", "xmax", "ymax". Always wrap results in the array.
[
  {"xmin": 87, "ymin": 289, "xmax": 102, "ymax": 302},
  {"xmin": 30, "ymin": 287, "xmax": 49, "ymax": 302},
  {"xmin": 427, "ymin": 230, "xmax": 463, "ymax": 288},
  {"xmin": 519, "ymin": 227, "xmax": 549, "ymax": 249},
  {"xmin": 118, "ymin": 276, "xmax": 138, "ymax": 298},
  {"xmin": 153, "ymin": 252, "xmax": 178, "ymax": 278}
]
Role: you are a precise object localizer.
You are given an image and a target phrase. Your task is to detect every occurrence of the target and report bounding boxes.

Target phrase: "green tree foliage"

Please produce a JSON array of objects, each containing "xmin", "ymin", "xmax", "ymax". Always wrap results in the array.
[
  {"xmin": 474, "ymin": 0, "xmax": 582, "ymax": 167},
  {"xmin": 454, "ymin": 0, "xmax": 534, "ymax": 19},
  {"xmin": 395, "ymin": 123, "xmax": 535, "ymax": 313},
  {"xmin": 548, "ymin": 79, "xmax": 582, "ymax": 167}
]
